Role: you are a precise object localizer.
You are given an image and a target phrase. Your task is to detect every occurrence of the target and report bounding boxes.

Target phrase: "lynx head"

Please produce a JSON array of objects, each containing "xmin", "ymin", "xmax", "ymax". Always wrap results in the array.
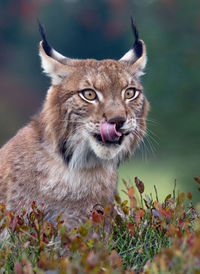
[{"xmin": 38, "ymin": 20, "xmax": 149, "ymax": 170}]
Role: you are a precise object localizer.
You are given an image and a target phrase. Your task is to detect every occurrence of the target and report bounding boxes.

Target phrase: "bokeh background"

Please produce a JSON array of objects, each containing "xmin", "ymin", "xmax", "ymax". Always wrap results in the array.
[{"xmin": 0, "ymin": 0, "xmax": 199, "ymax": 203}]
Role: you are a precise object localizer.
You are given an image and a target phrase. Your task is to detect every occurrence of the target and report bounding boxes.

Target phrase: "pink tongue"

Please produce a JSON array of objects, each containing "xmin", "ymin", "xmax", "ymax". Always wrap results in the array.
[{"xmin": 100, "ymin": 121, "xmax": 122, "ymax": 143}]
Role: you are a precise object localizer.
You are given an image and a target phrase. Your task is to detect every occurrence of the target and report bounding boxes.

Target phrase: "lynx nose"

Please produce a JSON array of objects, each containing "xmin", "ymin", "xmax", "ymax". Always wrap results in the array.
[{"xmin": 107, "ymin": 116, "xmax": 126, "ymax": 130}]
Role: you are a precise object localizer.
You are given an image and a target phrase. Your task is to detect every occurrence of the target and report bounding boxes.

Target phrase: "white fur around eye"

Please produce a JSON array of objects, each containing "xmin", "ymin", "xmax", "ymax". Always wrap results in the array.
[
  {"xmin": 95, "ymin": 90, "xmax": 103, "ymax": 102},
  {"xmin": 79, "ymin": 89, "xmax": 103, "ymax": 104},
  {"xmin": 79, "ymin": 92, "xmax": 97, "ymax": 104},
  {"xmin": 122, "ymin": 88, "xmax": 140, "ymax": 102}
]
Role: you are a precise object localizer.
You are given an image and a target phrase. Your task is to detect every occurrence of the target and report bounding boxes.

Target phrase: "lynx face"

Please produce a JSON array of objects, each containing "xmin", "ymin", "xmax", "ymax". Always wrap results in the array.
[{"xmin": 39, "ymin": 22, "xmax": 149, "ymax": 170}]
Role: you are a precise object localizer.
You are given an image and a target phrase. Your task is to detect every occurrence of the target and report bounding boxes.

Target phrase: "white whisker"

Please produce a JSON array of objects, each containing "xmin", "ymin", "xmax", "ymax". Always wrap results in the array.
[
  {"xmin": 134, "ymin": 127, "xmax": 158, "ymax": 158},
  {"xmin": 136, "ymin": 117, "xmax": 159, "ymax": 125}
]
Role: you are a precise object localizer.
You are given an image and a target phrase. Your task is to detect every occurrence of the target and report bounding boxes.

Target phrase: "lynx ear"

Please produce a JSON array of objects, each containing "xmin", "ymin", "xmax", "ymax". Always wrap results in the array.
[
  {"xmin": 120, "ymin": 18, "xmax": 147, "ymax": 78},
  {"xmin": 38, "ymin": 20, "xmax": 72, "ymax": 85}
]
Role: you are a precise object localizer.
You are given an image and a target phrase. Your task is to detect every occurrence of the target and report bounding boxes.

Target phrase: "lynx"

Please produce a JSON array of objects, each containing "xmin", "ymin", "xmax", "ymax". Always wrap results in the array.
[{"xmin": 0, "ymin": 21, "xmax": 149, "ymax": 228}]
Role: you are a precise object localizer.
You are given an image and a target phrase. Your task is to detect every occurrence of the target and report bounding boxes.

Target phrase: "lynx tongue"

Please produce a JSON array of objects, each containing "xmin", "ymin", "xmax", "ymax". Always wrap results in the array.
[{"xmin": 100, "ymin": 121, "xmax": 122, "ymax": 143}]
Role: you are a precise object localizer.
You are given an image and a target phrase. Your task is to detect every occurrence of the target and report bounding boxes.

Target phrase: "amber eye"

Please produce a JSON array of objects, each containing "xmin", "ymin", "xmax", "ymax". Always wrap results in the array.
[
  {"xmin": 81, "ymin": 89, "xmax": 97, "ymax": 101},
  {"xmin": 124, "ymin": 88, "xmax": 139, "ymax": 100}
]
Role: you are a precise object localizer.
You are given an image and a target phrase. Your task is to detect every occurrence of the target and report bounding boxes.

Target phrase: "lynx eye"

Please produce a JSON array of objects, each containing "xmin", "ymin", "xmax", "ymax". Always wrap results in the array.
[
  {"xmin": 124, "ymin": 88, "xmax": 140, "ymax": 101},
  {"xmin": 80, "ymin": 89, "xmax": 97, "ymax": 102}
]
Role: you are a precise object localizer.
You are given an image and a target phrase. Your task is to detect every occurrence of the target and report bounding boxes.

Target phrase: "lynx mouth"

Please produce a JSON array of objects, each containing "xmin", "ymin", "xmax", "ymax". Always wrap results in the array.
[{"xmin": 93, "ymin": 133, "xmax": 124, "ymax": 146}]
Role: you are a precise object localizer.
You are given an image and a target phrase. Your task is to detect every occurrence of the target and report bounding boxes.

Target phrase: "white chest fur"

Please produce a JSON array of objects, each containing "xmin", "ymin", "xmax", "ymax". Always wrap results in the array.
[{"xmin": 37, "ymin": 154, "xmax": 117, "ymax": 203}]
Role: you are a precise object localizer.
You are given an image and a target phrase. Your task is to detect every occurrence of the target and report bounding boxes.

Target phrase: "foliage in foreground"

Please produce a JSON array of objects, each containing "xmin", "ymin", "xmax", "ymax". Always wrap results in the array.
[{"xmin": 0, "ymin": 177, "xmax": 200, "ymax": 273}]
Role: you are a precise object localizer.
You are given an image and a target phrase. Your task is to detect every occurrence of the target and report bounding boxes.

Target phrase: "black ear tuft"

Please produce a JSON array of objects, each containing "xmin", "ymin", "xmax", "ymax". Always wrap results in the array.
[
  {"xmin": 130, "ymin": 17, "xmax": 143, "ymax": 59},
  {"xmin": 37, "ymin": 19, "xmax": 52, "ymax": 57},
  {"xmin": 131, "ymin": 17, "xmax": 139, "ymax": 42}
]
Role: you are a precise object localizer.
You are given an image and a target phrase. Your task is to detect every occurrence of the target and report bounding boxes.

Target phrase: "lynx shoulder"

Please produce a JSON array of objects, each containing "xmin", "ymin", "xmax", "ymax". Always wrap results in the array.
[{"xmin": 0, "ymin": 21, "xmax": 149, "ymax": 228}]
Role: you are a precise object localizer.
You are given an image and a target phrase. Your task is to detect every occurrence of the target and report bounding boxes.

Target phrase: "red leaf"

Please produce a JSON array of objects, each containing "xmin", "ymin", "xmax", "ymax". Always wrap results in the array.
[
  {"xmin": 135, "ymin": 177, "xmax": 145, "ymax": 194},
  {"xmin": 134, "ymin": 211, "xmax": 141, "ymax": 225},
  {"xmin": 14, "ymin": 262, "xmax": 23, "ymax": 274},
  {"xmin": 128, "ymin": 187, "xmax": 135, "ymax": 198},
  {"xmin": 92, "ymin": 211, "xmax": 104, "ymax": 225},
  {"xmin": 130, "ymin": 196, "xmax": 137, "ymax": 208},
  {"xmin": 194, "ymin": 177, "xmax": 200, "ymax": 184},
  {"xmin": 128, "ymin": 223, "xmax": 135, "ymax": 236},
  {"xmin": 17, "ymin": 216, "xmax": 24, "ymax": 226},
  {"xmin": 187, "ymin": 192, "xmax": 192, "ymax": 201},
  {"xmin": 109, "ymin": 250, "xmax": 122, "ymax": 268}
]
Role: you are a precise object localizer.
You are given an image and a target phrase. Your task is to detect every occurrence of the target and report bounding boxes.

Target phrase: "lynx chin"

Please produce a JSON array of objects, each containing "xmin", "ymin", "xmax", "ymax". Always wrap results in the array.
[{"xmin": 0, "ymin": 21, "xmax": 149, "ymax": 228}]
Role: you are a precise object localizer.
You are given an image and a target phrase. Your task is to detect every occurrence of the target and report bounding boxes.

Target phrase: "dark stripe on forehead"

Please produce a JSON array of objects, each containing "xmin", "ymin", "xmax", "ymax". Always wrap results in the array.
[{"xmin": 84, "ymin": 79, "xmax": 92, "ymax": 86}]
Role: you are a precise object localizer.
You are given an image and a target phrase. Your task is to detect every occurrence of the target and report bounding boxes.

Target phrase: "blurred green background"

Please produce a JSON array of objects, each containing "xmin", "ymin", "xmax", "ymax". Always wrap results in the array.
[{"xmin": 0, "ymin": 0, "xmax": 199, "ymax": 202}]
